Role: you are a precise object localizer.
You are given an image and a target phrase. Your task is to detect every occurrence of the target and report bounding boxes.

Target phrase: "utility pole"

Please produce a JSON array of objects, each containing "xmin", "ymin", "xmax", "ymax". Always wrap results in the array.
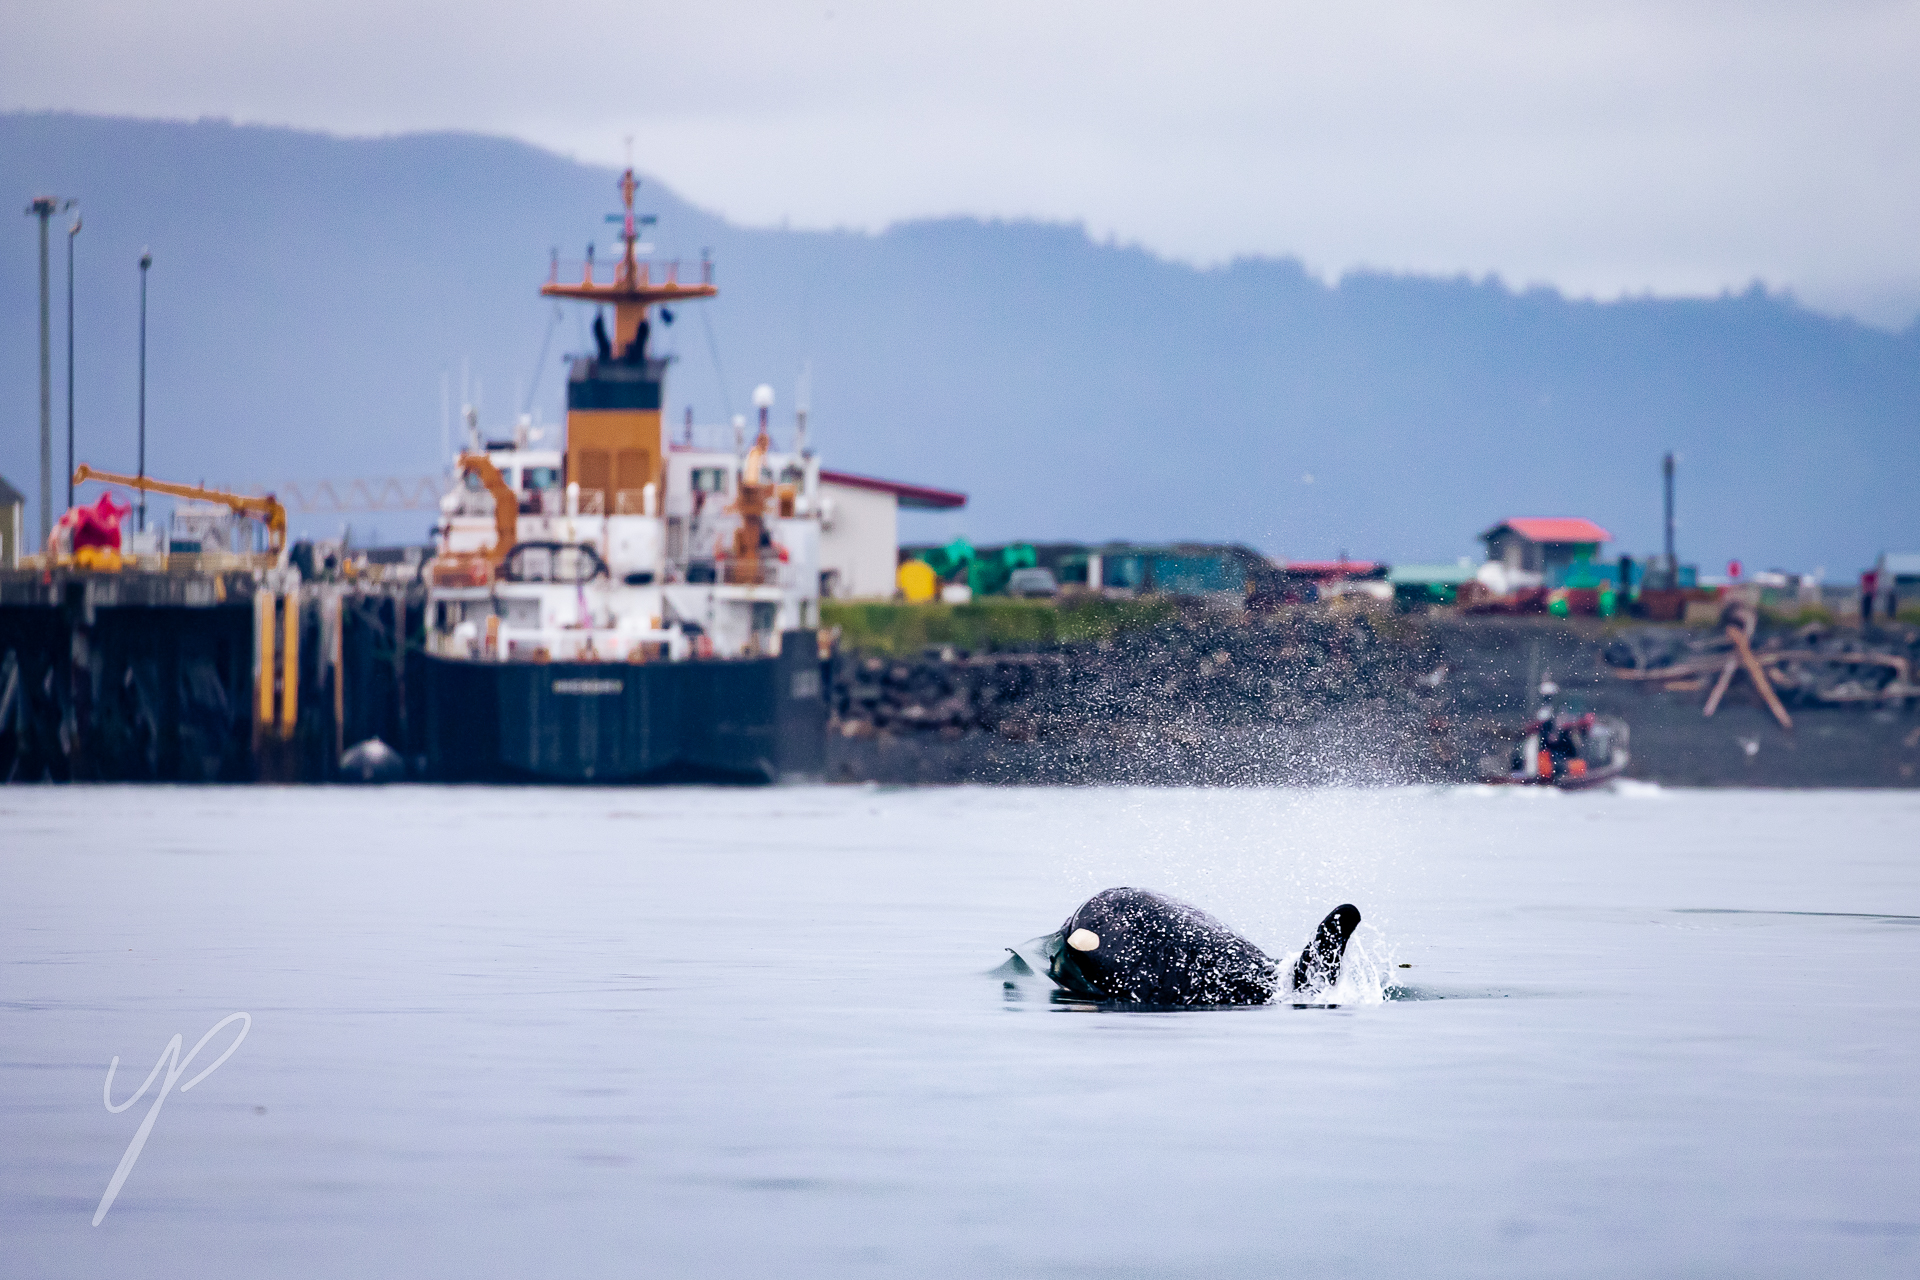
[
  {"xmin": 138, "ymin": 248, "xmax": 152, "ymax": 534},
  {"xmin": 27, "ymin": 197, "xmax": 65, "ymax": 544},
  {"xmin": 1662, "ymin": 451, "xmax": 1676, "ymax": 583},
  {"xmin": 66, "ymin": 208, "xmax": 81, "ymax": 512}
]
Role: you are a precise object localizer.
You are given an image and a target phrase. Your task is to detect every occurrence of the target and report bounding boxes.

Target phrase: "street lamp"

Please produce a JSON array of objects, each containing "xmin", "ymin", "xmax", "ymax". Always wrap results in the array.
[
  {"xmin": 26, "ymin": 195, "xmax": 73, "ymax": 544},
  {"xmin": 138, "ymin": 247, "xmax": 151, "ymax": 535},
  {"xmin": 1662, "ymin": 451, "xmax": 1676, "ymax": 585},
  {"xmin": 66, "ymin": 209, "xmax": 80, "ymax": 512}
]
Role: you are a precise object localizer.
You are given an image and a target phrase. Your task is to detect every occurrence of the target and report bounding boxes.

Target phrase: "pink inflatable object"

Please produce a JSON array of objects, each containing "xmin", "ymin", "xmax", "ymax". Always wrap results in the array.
[{"xmin": 65, "ymin": 492, "xmax": 132, "ymax": 553}]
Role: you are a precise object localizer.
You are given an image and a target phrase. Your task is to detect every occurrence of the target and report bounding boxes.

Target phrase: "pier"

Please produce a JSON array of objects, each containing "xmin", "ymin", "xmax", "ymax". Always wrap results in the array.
[{"xmin": 0, "ymin": 568, "xmax": 424, "ymax": 782}]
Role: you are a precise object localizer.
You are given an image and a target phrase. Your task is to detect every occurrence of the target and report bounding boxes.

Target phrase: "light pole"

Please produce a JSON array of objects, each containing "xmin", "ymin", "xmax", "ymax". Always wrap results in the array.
[
  {"xmin": 138, "ymin": 247, "xmax": 151, "ymax": 535},
  {"xmin": 1662, "ymin": 451, "xmax": 1676, "ymax": 582},
  {"xmin": 66, "ymin": 209, "xmax": 80, "ymax": 512},
  {"xmin": 27, "ymin": 196, "xmax": 70, "ymax": 545}
]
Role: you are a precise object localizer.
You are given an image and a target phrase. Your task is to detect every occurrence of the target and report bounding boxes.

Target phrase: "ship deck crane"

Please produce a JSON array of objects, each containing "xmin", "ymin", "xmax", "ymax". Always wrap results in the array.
[{"xmin": 72, "ymin": 464, "xmax": 288, "ymax": 554}]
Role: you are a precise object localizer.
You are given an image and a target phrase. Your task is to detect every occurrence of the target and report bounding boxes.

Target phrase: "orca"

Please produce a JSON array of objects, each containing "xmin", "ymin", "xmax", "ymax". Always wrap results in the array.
[{"xmin": 1035, "ymin": 888, "xmax": 1361, "ymax": 1006}]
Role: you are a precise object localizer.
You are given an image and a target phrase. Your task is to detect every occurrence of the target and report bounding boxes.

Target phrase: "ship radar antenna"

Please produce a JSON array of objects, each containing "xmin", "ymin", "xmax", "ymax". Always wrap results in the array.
[
  {"xmin": 617, "ymin": 168, "xmax": 639, "ymax": 277},
  {"xmin": 752, "ymin": 383, "xmax": 774, "ymax": 438},
  {"xmin": 795, "ymin": 360, "xmax": 812, "ymax": 456}
]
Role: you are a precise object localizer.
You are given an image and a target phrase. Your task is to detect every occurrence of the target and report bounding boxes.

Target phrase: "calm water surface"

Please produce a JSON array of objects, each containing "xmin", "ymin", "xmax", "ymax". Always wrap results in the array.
[{"xmin": 3, "ymin": 785, "xmax": 1918, "ymax": 1277}]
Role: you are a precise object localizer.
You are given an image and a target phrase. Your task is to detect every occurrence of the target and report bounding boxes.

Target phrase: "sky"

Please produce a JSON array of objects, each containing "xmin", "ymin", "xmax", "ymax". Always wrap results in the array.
[{"xmin": 6, "ymin": 1, "xmax": 1920, "ymax": 328}]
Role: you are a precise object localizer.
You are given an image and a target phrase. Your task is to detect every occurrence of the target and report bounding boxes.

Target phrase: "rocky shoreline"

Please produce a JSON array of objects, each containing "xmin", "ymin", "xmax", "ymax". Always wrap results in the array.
[{"xmin": 822, "ymin": 608, "xmax": 1920, "ymax": 787}]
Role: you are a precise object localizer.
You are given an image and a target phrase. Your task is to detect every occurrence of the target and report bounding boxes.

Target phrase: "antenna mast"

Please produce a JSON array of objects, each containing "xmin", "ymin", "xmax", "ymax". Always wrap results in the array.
[{"xmin": 796, "ymin": 360, "xmax": 812, "ymax": 455}]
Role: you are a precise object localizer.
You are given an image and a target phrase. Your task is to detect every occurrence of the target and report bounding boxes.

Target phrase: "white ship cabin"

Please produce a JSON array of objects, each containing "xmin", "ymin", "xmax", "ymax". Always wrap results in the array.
[{"xmin": 431, "ymin": 421, "xmax": 823, "ymax": 664}]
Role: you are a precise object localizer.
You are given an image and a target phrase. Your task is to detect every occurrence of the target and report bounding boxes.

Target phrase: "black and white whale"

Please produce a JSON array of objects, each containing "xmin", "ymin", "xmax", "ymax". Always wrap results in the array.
[{"xmin": 1030, "ymin": 888, "xmax": 1362, "ymax": 1006}]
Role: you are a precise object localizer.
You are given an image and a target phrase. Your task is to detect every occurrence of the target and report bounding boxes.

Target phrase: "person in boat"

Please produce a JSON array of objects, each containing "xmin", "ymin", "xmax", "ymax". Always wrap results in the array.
[
  {"xmin": 1514, "ymin": 705, "xmax": 1558, "ymax": 776},
  {"xmin": 1549, "ymin": 712, "xmax": 1601, "ymax": 779},
  {"xmin": 1545, "ymin": 716, "xmax": 1577, "ymax": 776}
]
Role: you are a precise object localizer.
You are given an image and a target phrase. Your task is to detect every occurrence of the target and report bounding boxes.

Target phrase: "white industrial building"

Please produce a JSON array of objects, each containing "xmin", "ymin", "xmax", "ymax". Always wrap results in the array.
[{"xmin": 817, "ymin": 470, "xmax": 966, "ymax": 599}]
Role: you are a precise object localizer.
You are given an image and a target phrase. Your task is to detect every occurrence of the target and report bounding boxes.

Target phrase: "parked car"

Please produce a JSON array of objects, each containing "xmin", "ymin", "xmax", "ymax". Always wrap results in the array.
[{"xmin": 1006, "ymin": 567, "xmax": 1060, "ymax": 597}]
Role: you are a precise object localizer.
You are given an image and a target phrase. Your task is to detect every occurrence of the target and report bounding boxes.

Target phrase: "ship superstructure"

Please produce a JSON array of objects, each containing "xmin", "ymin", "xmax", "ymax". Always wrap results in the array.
[
  {"xmin": 431, "ymin": 415, "xmax": 823, "ymax": 664},
  {"xmin": 420, "ymin": 170, "xmax": 826, "ymax": 783}
]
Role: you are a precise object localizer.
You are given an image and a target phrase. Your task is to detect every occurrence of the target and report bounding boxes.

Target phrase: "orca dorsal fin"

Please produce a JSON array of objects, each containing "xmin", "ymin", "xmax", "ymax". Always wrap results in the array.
[{"xmin": 1289, "ymin": 904, "xmax": 1362, "ymax": 994}]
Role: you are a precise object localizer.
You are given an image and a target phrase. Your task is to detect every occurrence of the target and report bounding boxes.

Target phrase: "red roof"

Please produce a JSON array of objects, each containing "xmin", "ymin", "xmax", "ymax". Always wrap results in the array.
[
  {"xmin": 1284, "ymin": 560, "xmax": 1383, "ymax": 580},
  {"xmin": 819, "ymin": 469, "xmax": 967, "ymax": 510},
  {"xmin": 1483, "ymin": 517, "xmax": 1611, "ymax": 545}
]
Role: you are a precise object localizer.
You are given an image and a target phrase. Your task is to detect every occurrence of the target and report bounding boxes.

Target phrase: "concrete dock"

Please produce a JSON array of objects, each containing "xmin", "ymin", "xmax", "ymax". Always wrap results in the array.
[{"xmin": 0, "ymin": 568, "xmax": 423, "ymax": 782}]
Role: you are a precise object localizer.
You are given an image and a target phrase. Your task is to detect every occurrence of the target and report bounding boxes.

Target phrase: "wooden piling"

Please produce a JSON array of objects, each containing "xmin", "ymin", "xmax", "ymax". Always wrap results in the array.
[
  {"xmin": 279, "ymin": 590, "xmax": 299, "ymax": 739},
  {"xmin": 254, "ymin": 588, "xmax": 276, "ymax": 736}
]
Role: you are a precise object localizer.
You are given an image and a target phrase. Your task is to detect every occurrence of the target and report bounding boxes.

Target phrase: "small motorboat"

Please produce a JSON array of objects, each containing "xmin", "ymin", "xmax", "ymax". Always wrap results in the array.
[{"xmin": 1480, "ymin": 678, "xmax": 1631, "ymax": 788}]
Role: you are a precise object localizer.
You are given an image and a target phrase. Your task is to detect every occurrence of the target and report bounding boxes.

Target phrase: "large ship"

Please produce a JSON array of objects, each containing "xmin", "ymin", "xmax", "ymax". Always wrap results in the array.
[{"xmin": 422, "ymin": 169, "xmax": 826, "ymax": 783}]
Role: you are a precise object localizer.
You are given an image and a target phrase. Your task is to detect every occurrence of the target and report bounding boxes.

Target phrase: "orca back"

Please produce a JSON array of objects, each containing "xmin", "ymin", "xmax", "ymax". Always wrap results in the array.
[{"xmin": 1047, "ymin": 887, "xmax": 1279, "ymax": 1007}]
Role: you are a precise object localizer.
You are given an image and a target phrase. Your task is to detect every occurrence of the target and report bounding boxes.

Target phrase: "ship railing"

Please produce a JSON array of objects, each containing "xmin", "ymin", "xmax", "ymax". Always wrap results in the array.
[
  {"xmin": 547, "ymin": 258, "xmax": 715, "ymax": 289},
  {"xmin": 613, "ymin": 489, "xmax": 655, "ymax": 516},
  {"xmin": 673, "ymin": 559, "xmax": 785, "ymax": 587},
  {"xmin": 574, "ymin": 489, "xmax": 607, "ymax": 516},
  {"xmin": 667, "ymin": 424, "xmax": 813, "ymax": 458},
  {"xmin": 669, "ymin": 423, "xmax": 748, "ymax": 453},
  {"xmin": 720, "ymin": 560, "xmax": 784, "ymax": 586}
]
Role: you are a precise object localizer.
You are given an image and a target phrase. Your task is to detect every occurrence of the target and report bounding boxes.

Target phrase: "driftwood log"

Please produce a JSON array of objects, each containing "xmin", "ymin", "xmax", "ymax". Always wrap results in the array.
[{"xmin": 1606, "ymin": 613, "xmax": 1919, "ymax": 717}]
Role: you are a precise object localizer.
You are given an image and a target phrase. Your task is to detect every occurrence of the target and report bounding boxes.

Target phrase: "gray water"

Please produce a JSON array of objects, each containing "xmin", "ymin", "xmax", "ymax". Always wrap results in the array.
[{"xmin": 3, "ymin": 785, "xmax": 1918, "ymax": 1278}]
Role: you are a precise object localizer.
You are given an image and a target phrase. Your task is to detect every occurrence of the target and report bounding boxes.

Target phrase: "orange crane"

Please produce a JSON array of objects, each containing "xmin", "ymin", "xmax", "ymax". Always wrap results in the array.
[
  {"xmin": 72, "ymin": 464, "xmax": 289, "ymax": 554},
  {"xmin": 427, "ymin": 453, "xmax": 519, "ymax": 586},
  {"xmin": 456, "ymin": 452, "xmax": 517, "ymax": 566}
]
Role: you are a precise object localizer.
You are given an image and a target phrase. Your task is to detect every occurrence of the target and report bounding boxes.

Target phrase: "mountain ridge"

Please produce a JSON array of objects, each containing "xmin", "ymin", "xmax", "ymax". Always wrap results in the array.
[{"xmin": 5, "ymin": 111, "xmax": 1915, "ymax": 573}]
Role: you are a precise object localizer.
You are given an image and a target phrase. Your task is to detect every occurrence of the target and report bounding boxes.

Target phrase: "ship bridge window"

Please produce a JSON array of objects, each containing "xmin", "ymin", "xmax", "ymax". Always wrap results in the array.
[
  {"xmin": 691, "ymin": 467, "xmax": 730, "ymax": 494},
  {"xmin": 521, "ymin": 466, "xmax": 561, "ymax": 491}
]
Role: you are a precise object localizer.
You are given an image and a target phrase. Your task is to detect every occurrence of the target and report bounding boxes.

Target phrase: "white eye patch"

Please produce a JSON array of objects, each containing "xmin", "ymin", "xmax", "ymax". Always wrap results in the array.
[{"xmin": 1067, "ymin": 928, "xmax": 1100, "ymax": 952}]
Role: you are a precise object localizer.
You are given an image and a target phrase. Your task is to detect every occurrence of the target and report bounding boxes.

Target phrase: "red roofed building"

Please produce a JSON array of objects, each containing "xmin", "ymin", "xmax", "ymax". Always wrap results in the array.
[
  {"xmin": 1282, "ymin": 559, "xmax": 1385, "ymax": 583},
  {"xmin": 817, "ymin": 469, "xmax": 967, "ymax": 599},
  {"xmin": 1481, "ymin": 517, "xmax": 1612, "ymax": 579}
]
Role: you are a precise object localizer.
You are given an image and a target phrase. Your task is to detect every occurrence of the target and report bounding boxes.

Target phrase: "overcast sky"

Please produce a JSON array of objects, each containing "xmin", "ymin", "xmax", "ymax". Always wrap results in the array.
[{"xmin": 9, "ymin": 1, "xmax": 1920, "ymax": 326}]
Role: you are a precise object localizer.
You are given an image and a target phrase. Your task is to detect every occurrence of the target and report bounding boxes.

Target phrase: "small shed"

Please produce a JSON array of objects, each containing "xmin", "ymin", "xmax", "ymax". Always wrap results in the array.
[
  {"xmin": 1481, "ymin": 517, "xmax": 1611, "ymax": 582},
  {"xmin": 1282, "ymin": 559, "xmax": 1385, "ymax": 584},
  {"xmin": 0, "ymin": 475, "xmax": 24, "ymax": 568},
  {"xmin": 1387, "ymin": 561, "xmax": 1478, "ymax": 609},
  {"xmin": 1874, "ymin": 552, "xmax": 1920, "ymax": 616}
]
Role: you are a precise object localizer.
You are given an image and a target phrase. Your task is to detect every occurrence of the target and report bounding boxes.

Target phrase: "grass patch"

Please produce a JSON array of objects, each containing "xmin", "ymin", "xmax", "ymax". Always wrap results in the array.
[
  {"xmin": 822, "ymin": 596, "xmax": 1177, "ymax": 655},
  {"xmin": 1762, "ymin": 604, "xmax": 1837, "ymax": 627}
]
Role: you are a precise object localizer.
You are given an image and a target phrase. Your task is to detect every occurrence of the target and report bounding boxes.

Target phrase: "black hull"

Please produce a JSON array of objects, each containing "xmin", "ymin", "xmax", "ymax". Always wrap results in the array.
[{"xmin": 424, "ymin": 629, "xmax": 826, "ymax": 784}]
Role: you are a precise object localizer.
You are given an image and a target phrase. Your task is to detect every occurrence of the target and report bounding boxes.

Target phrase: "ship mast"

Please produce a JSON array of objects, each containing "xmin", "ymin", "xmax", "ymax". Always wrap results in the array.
[
  {"xmin": 540, "ymin": 168, "xmax": 716, "ymax": 356},
  {"xmin": 541, "ymin": 168, "xmax": 716, "ymax": 520}
]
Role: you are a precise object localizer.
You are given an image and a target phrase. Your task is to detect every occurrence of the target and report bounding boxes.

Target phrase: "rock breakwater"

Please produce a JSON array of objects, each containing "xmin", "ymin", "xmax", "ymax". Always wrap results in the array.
[
  {"xmin": 822, "ymin": 609, "xmax": 1920, "ymax": 787},
  {"xmin": 825, "ymin": 607, "xmax": 1454, "ymax": 784}
]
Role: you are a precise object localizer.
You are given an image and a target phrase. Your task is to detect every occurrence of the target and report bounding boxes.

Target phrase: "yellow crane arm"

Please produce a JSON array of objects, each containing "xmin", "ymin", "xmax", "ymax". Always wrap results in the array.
[{"xmin": 72, "ymin": 464, "xmax": 289, "ymax": 553}]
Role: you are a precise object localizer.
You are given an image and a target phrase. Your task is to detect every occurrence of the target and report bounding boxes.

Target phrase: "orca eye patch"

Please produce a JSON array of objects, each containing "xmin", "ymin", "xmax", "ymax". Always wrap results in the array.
[{"xmin": 1067, "ymin": 928, "xmax": 1100, "ymax": 951}]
